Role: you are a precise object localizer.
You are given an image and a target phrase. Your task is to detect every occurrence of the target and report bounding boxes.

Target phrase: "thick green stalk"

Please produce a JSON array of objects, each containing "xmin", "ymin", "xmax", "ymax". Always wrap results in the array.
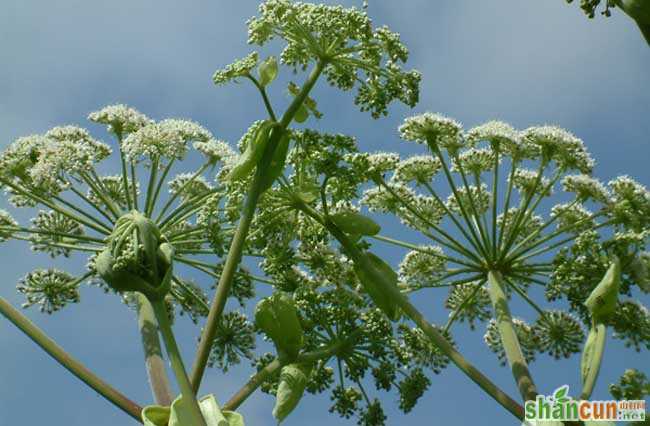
[
  {"xmin": 190, "ymin": 60, "xmax": 326, "ymax": 392},
  {"xmin": 486, "ymin": 271, "xmax": 538, "ymax": 402},
  {"xmin": 151, "ymin": 299, "xmax": 206, "ymax": 426},
  {"xmin": 135, "ymin": 293, "xmax": 173, "ymax": 406},
  {"xmin": 0, "ymin": 297, "xmax": 143, "ymax": 422}
]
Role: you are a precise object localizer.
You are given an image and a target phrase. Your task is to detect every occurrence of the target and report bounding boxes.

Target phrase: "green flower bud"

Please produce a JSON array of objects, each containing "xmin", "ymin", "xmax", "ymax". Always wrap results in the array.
[
  {"xmin": 273, "ymin": 363, "xmax": 312, "ymax": 423},
  {"xmin": 260, "ymin": 131, "xmax": 290, "ymax": 192},
  {"xmin": 227, "ymin": 120, "xmax": 275, "ymax": 181},
  {"xmin": 293, "ymin": 104, "xmax": 309, "ymax": 123},
  {"xmin": 353, "ymin": 252, "xmax": 400, "ymax": 321},
  {"xmin": 254, "ymin": 292, "xmax": 304, "ymax": 360},
  {"xmin": 330, "ymin": 211, "xmax": 381, "ymax": 236},
  {"xmin": 258, "ymin": 56, "xmax": 278, "ymax": 87},
  {"xmin": 580, "ymin": 322, "xmax": 606, "ymax": 400},
  {"xmin": 584, "ymin": 257, "xmax": 620, "ymax": 320}
]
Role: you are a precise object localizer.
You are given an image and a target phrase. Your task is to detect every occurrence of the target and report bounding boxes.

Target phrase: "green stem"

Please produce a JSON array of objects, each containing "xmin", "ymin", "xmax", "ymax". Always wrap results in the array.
[
  {"xmin": 369, "ymin": 234, "xmax": 482, "ymax": 270},
  {"xmin": 222, "ymin": 330, "xmax": 360, "ymax": 411},
  {"xmin": 155, "ymin": 163, "xmax": 210, "ymax": 223},
  {"xmin": 69, "ymin": 186, "xmax": 117, "ymax": 224},
  {"xmin": 423, "ymin": 181, "xmax": 485, "ymax": 257},
  {"xmin": 246, "ymin": 74, "xmax": 277, "ymax": 121},
  {"xmin": 130, "ymin": 161, "xmax": 140, "ymax": 211},
  {"xmin": 144, "ymin": 157, "xmax": 160, "ymax": 218},
  {"xmin": 498, "ymin": 160, "xmax": 518, "ymax": 250},
  {"xmin": 429, "ymin": 144, "xmax": 490, "ymax": 259},
  {"xmin": 306, "ymin": 204, "xmax": 524, "ymax": 419},
  {"xmin": 116, "ymin": 132, "xmax": 133, "ymax": 211},
  {"xmin": 377, "ymin": 177, "xmax": 482, "ymax": 264},
  {"xmin": 148, "ymin": 159, "xmax": 175, "ymax": 218},
  {"xmin": 135, "ymin": 293, "xmax": 173, "ymax": 406},
  {"xmin": 190, "ymin": 60, "xmax": 326, "ymax": 393},
  {"xmin": 486, "ymin": 271, "xmax": 538, "ymax": 402},
  {"xmin": 491, "ymin": 149, "xmax": 500, "ymax": 257},
  {"xmin": 443, "ymin": 279, "xmax": 486, "ymax": 333},
  {"xmin": 151, "ymin": 298, "xmax": 206, "ymax": 426},
  {"xmin": 0, "ymin": 297, "xmax": 143, "ymax": 422}
]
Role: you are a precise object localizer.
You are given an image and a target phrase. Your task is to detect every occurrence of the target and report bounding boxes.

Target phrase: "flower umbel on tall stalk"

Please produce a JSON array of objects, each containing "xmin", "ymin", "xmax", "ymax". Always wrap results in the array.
[
  {"xmin": 257, "ymin": 112, "xmax": 648, "ymax": 420},
  {"xmin": 0, "ymin": 104, "xmax": 249, "ymax": 424}
]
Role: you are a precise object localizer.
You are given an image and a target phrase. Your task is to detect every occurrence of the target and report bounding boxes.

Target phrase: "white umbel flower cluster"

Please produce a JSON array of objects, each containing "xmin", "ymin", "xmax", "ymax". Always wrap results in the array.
[
  {"xmin": 0, "ymin": 210, "xmax": 18, "ymax": 242},
  {"xmin": 398, "ymin": 245, "xmax": 446, "ymax": 288},
  {"xmin": 523, "ymin": 126, "xmax": 594, "ymax": 173},
  {"xmin": 561, "ymin": 174, "xmax": 609, "ymax": 202},
  {"xmin": 398, "ymin": 112, "xmax": 463, "ymax": 152},
  {"xmin": 88, "ymin": 104, "xmax": 153, "ymax": 134},
  {"xmin": 194, "ymin": 139, "xmax": 235, "ymax": 164},
  {"xmin": 393, "ymin": 155, "xmax": 441, "ymax": 184},
  {"xmin": 122, "ymin": 119, "xmax": 213, "ymax": 162}
]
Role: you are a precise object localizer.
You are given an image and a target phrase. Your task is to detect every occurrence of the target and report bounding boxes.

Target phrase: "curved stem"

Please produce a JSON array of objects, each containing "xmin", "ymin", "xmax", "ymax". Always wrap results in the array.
[
  {"xmin": 151, "ymin": 299, "xmax": 206, "ymax": 426},
  {"xmin": 486, "ymin": 271, "xmax": 537, "ymax": 402},
  {"xmin": 135, "ymin": 293, "xmax": 173, "ymax": 406},
  {"xmin": 0, "ymin": 297, "xmax": 143, "ymax": 422}
]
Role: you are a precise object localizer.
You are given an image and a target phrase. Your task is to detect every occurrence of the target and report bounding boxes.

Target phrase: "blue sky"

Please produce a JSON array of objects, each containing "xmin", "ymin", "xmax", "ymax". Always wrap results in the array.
[{"xmin": 1, "ymin": 1, "xmax": 648, "ymax": 425}]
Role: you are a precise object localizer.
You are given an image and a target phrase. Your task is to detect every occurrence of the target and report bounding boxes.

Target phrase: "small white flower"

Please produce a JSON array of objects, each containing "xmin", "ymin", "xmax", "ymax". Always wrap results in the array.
[
  {"xmin": 122, "ymin": 119, "xmax": 212, "ymax": 162},
  {"xmin": 361, "ymin": 182, "xmax": 416, "ymax": 213},
  {"xmin": 168, "ymin": 173, "xmax": 213, "ymax": 202}
]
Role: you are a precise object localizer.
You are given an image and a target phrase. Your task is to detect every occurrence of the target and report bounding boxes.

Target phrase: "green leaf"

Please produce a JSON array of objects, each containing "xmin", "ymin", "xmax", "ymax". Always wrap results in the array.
[
  {"xmin": 273, "ymin": 363, "xmax": 311, "ymax": 423},
  {"xmin": 353, "ymin": 252, "xmax": 401, "ymax": 321},
  {"xmin": 142, "ymin": 394, "xmax": 245, "ymax": 426},
  {"xmin": 142, "ymin": 405, "xmax": 171, "ymax": 426},
  {"xmin": 330, "ymin": 211, "xmax": 381, "ymax": 236},
  {"xmin": 255, "ymin": 292, "xmax": 304, "ymax": 360}
]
